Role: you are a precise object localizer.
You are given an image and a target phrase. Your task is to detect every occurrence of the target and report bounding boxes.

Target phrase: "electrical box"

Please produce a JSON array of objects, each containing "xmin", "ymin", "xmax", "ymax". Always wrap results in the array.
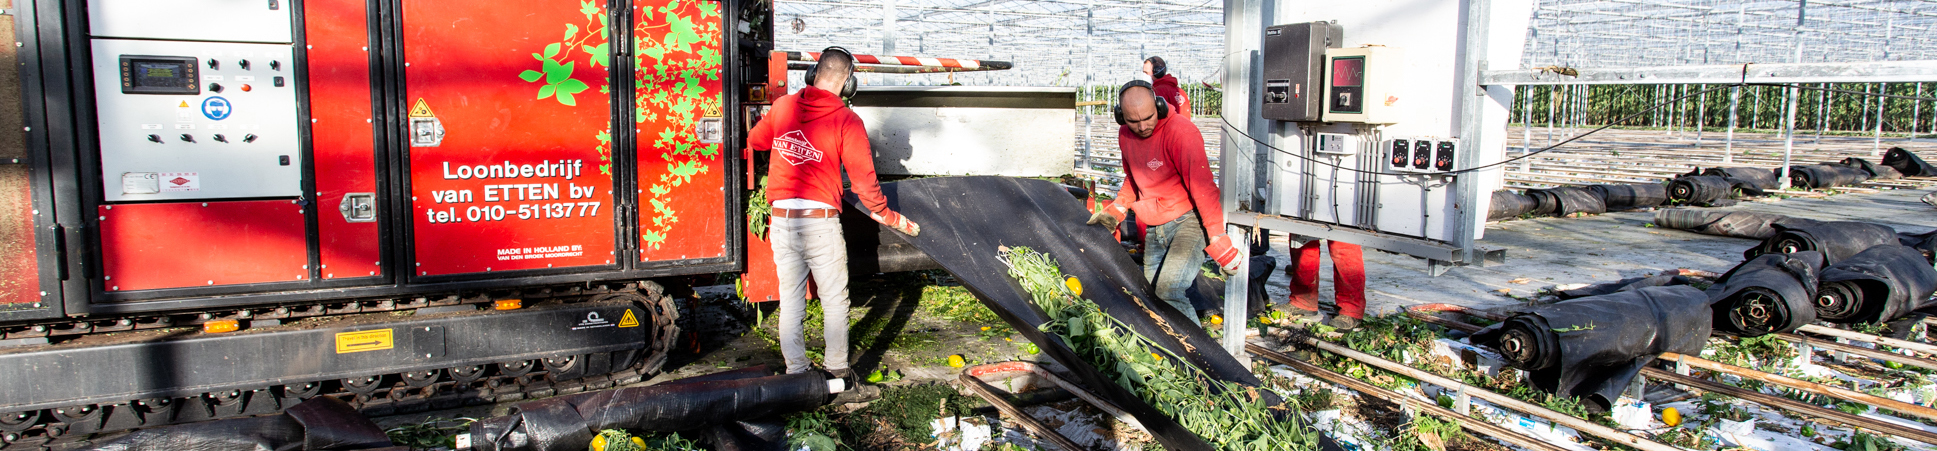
[
  {"xmin": 87, "ymin": 0, "xmax": 302, "ymax": 202},
  {"xmin": 1321, "ymin": 46, "xmax": 1405, "ymax": 124},
  {"xmin": 1314, "ymin": 133, "xmax": 1355, "ymax": 155},
  {"xmin": 1383, "ymin": 137, "xmax": 1459, "ymax": 173},
  {"xmin": 1260, "ymin": 22, "xmax": 1341, "ymax": 122}
]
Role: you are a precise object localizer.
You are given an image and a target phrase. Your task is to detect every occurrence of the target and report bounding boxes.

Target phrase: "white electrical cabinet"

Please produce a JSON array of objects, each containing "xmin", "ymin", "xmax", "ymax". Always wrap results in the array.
[{"xmin": 1321, "ymin": 46, "xmax": 1406, "ymax": 124}]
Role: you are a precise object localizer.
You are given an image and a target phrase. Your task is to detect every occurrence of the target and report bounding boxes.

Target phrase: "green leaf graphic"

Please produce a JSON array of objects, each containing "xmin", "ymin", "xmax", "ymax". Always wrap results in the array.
[
  {"xmin": 519, "ymin": 70, "xmax": 543, "ymax": 82},
  {"xmin": 543, "ymin": 42, "xmax": 561, "ymax": 59}
]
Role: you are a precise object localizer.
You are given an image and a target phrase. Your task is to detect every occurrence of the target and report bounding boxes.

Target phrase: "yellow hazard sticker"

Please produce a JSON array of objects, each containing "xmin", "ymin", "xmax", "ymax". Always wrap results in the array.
[
  {"xmin": 408, "ymin": 98, "xmax": 436, "ymax": 117},
  {"xmin": 335, "ymin": 329, "xmax": 394, "ymax": 354},
  {"xmin": 178, "ymin": 101, "xmax": 191, "ymax": 108},
  {"xmin": 618, "ymin": 310, "xmax": 641, "ymax": 328}
]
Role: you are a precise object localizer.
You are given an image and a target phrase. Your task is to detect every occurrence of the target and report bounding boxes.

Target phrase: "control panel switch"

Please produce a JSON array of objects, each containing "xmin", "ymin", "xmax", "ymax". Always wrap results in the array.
[
  {"xmin": 243, "ymin": 134, "xmax": 258, "ymax": 143},
  {"xmin": 179, "ymin": 134, "xmax": 195, "ymax": 143},
  {"xmin": 213, "ymin": 134, "xmax": 228, "ymax": 143},
  {"xmin": 147, "ymin": 134, "xmax": 163, "ymax": 143}
]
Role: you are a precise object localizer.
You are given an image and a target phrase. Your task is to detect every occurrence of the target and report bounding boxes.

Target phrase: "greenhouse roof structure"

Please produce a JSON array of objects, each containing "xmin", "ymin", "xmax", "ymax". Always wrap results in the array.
[{"xmin": 771, "ymin": 0, "xmax": 1937, "ymax": 86}]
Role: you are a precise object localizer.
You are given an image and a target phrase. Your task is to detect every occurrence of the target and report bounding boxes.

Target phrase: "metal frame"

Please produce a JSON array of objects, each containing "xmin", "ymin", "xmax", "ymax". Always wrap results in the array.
[{"xmin": 1483, "ymin": 60, "xmax": 1937, "ymax": 85}]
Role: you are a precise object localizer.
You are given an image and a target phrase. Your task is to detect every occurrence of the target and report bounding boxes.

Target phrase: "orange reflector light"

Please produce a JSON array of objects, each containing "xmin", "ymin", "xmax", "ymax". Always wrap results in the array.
[
  {"xmin": 203, "ymin": 320, "xmax": 240, "ymax": 334},
  {"xmin": 495, "ymin": 299, "xmax": 523, "ymax": 310}
]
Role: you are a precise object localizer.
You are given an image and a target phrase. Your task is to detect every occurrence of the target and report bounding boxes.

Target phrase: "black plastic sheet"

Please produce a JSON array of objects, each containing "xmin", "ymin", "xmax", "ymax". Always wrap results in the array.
[
  {"xmin": 846, "ymin": 176, "xmax": 1312, "ymax": 451},
  {"xmin": 1585, "ymin": 183, "xmax": 1667, "ymax": 211},
  {"xmin": 1706, "ymin": 251, "xmax": 1826, "ymax": 337},
  {"xmin": 1744, "ymin": 221, "xmax": 1901, "ymax": 264},
  {"xmin": 1899, "ymin": 230, "xmax": 1937, "ymax": 263},
  {"xmin": 1884, "ymin": 147, "xmax": 1936, "ymax": 177},
  {"xmin": 1470, "ymin": 286, "xmax": 1711, "ymax": 412},
  {"xmin": 1815, "ymin": 245, "xmax": 1937, "ymax": 325},
  {"xmin": 1652, "ymin": 209, "xmax": 1822, "ymax": 240},
  {"xmin": 1527, "ymin": 186, "xmax": 1607, "ymax": 216},
  {"xmin": 1488, "ymin": 190, "xmax": 1538, "ymax": 221},
  {"xmin": 83, "ymin": 397, "xmax": 394, "ymax": 451},
  {"xmin": 1788, "ymin": 163, "xmax": 1872, "ymax": 189},
  {"xmin": 1698, "ymin": 167, "xmax": 1780, "ymax": 191},
  {"xmin": 1555, "ymin": 274, "xmax": 1694, "ymax": 300},
  {"xmin": 466, "ymin": 369, "xmax": 827, "ymax": 451},
  {"xmin": 1668, "ymin": 176, "xmax": 1762, "ymax": 206},
  {"xmin": 1840, "ymin": 157, "xmax": 1904, "ymax": 181},
  {"xmin": 1188, "ymin": 255, "xmax": 1278, "ymax": 317}
]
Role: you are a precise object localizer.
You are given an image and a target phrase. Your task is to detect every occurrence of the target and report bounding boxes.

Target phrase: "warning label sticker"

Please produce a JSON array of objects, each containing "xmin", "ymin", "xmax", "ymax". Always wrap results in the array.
[
  {"xmin": 159, "ymin": 172, "xmax": 199, "ymax": 192},
  {"xmin": 572, "ymin": 311, "xmax": 615, "ymax": 331},
  {"xmin": 409, "ymin": 98, "xmax": 437, "ymax": 118},
  {"xmin": 618, "ymin": 310, "xmax": 640, "ymax": 328},
  {"xmin": 335, "ymin": 329, "xmax": 394, "ymax": 354}
]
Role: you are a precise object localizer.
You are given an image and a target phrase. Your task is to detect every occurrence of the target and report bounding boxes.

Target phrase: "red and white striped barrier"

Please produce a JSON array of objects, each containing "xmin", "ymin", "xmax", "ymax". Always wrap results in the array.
[{"xmin": 784, "ymin": 51, "xmax": 1012, "ymax": 71}]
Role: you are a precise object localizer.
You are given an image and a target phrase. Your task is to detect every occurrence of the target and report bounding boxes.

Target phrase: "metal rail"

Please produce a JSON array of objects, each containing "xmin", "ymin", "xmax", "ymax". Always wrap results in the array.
[{"xmin": 1247, "ymin": 344, "xmax": 1571, "ymax": 451}]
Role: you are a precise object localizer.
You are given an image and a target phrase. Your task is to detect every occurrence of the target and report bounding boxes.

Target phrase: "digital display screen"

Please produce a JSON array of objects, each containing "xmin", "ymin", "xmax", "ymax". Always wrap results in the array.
[
  {"xmin": 1331, "ymin": 57, "xmax": 1364, "ymax": 87},
  {"xmin": 135, "ymin": 61, "xmax": 188, "ymax": 88},
  {"xmin": 119, "ymin": 55, "xmax": 200, "ymax": 95}
]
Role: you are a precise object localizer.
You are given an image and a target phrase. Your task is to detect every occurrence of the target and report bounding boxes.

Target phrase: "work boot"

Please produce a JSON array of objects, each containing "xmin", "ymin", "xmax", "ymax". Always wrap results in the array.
[
  {"xmin": 827, "ymin": 368, "xmax": 880, "ymax": 404},
  {"xmin": 1325, "ymin": 314, "xmax": 1361, "ymax": 331},
  {"xmin": 1272, "ymin": 303, "xmax": 1323, "ymax": 325}
]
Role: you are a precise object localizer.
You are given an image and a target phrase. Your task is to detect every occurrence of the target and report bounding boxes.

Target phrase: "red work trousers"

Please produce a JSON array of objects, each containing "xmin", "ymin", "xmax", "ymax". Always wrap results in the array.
[{"xmin": 1286, "ymin": 240, "xmax": 1367, "ymax": 319}]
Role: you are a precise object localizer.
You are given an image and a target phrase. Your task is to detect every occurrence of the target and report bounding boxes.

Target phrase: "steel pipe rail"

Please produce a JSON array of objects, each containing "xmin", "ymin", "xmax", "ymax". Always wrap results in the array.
[{"xmin": 1248, "ymin": 344, "xmax": 1571, "ymax": 451}]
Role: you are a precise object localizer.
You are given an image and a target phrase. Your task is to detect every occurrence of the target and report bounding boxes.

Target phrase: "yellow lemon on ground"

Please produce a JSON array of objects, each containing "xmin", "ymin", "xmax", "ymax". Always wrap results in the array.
[
  {"xmin": 1065, "ymin": 277, "xmax": 1082, "ymax": 296},
  {"xmin": 947, "ymin": 354, "xmax": 966, "ymax": 368},
  {"xmin": 631, "ymin": 437, "xmax": 645, "ymax": 448},
  {"xmin": 592, "ymin": 435, "xmax": 606, "ymax": 451},
  {"xmin": 1152, "ymin": 352, "xmax": 1164, "ymax": 361},
  {"xmin": 1661, "ymin": 407, "xmax": 1682, "ymax": 426},
  {"xmin": 981, "ymin": 326, "xmax": 991, "ymax": 331},
  {"xmin": 1209, "ymin": 314, "xmax": 1224, "ymax": 325}
]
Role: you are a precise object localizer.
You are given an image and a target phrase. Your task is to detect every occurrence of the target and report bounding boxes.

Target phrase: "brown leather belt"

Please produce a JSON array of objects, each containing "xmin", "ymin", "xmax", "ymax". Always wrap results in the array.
[{"xmin": 772, "ymin": 208, "xmax": 839, "ymax": 219}]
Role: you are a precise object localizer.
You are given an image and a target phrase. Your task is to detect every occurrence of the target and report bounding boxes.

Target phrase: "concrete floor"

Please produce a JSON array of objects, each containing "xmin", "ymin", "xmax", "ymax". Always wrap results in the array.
[{"xmin": 1254, "ymin": 187, "xmax": 1937, "ymax": 318}]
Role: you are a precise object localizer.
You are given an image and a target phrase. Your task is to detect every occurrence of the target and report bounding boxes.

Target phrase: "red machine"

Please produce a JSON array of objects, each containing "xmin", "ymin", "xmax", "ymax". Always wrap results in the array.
[{"xmin": 0, "ymin": 0, "xmax": 764, "ymax": 444}]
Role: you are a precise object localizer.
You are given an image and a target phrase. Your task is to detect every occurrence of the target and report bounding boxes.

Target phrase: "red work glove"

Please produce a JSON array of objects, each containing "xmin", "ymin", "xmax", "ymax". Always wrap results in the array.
[
  {"xmin": 1086, "ymin": 204, "xmax": 1127, "ymax": 229},
  {"xmin": 871, "ymin": 210, "xmax": 921, "ymax": 237},
  {"xmin": 1205, "ymin": 234, "xmax": 1243, "ymax": 274}
]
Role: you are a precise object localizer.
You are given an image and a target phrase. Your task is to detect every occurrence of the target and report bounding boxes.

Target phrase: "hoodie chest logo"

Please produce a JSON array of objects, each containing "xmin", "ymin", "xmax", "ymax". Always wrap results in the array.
[
  {"xmin": 773, "ymin": 130, "xmax": 823, "ymax": 166},
  {"xmin": 1146, "ymin": 159, "xmax": 1163, "ymax": 171}
]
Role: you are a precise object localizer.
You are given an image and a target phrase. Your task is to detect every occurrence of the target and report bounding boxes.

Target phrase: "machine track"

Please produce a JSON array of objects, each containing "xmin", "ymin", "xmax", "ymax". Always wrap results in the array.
[{"xmin": 0, "ymin": 284, "xmax": 685, "ymax": 450}]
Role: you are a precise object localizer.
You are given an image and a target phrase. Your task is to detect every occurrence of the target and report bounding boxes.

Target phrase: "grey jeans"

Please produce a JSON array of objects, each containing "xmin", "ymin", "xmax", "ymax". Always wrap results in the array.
[
  {"xmin": 1144, "ymin": 212, "xmax": 1206, "ymax": 322},
  {"xmin": 771, "ymin": 216, "xmax": 851, "ymax": 374}
]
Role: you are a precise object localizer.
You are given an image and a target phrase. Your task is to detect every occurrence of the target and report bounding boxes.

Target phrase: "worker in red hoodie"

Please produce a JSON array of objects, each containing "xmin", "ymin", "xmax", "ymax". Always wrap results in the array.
[
  {"xmin": 747, "ymin": 47, "xmax": 919, "ymax": 394},
  {"xmin": 1143, "ymin": 56, "xmax": 1191, "ymax": 118},
  {"xmin": 1087, "ymin": 80, "xmax": 1241, "ymax": 322}
]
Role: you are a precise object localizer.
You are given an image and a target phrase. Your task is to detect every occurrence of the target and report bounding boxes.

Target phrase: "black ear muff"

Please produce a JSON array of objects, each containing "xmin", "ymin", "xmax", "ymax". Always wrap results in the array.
[
  {"xmin": 842, "ymin": 73, "xmax": 858, "ymax": 98},
  {"xmin": 1115, "ymin": 79, "xmax": 1164, "ymax": 126},
  {"xmin": 1147, "ymin": 56, "xmax": 1167, "ymax": 80}
]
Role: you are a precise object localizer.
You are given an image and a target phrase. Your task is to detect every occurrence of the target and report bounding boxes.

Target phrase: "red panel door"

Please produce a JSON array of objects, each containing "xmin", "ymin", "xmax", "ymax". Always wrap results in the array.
[
  {"xmin": 633, "ymin": 0, "xmax": 727, "ymax": 262},
  {"xmin": 305, "ymin": 0, "xmax": 383, "ymax": 280},
  {"xmin": 401, "ymin": 0, "xmax": 618, "ymax": 277},
  {"xmin": 98, "ymin": 201, "xmax": 308, "ymax": 291}
]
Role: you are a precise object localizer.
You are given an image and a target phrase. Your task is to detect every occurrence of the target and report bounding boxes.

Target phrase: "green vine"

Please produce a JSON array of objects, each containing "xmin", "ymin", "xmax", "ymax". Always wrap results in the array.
[
  {"xmin": 516, "ymin": 1, "xmax": 608, "ymax": 106},
  {"xmin": 635, "ymin": 0, "xmax": 722, "ymax": 249}
]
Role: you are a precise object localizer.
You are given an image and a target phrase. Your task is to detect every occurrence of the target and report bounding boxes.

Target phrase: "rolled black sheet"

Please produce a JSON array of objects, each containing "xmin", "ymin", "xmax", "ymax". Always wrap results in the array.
[
  {"xmin": 1585, "ymin": 183, "xmax": 1667, "ymax": 211},
  {"xmin": 1652, "ymin": 209, "xmax": 1823, "ymax": 240},
  {"xmin": 1489, "ymin": 190, "xmax": 1539, "ymax": 221},
  {"xmin": 1815, "ymin": 245, "xmax": 1937, "ymax": 325},
  {"xmin": 84, "ymin": 397, "xmax": 394, "ymax": 451},
  {"xmin": 1883, "ymin": 147, "xmax": 1936, "ymax": 177},
  {"xmin": 1555, "ymin": 274, "xmax": 1694, "ymax": 300},
  {"xmin": 1527, "ymin": 186, "xmax": 1608, "ymax": 216},
  {"xmin": 1668, "ymin": 176, "xmax": 1761, "ymax": 206},
  {"xmin": 467, "ymin": 369, "xmax": 827, "ymax": 451},
  {"xmin": 1898, "ymin": 229, "xmax": 1937, "ymax": 263},
  {"xmin": 1700, "ymin": 167, "xmax": 1780, "ymax": 191},
  {"xmin": 1471, "ymin": 286, "xmax": 1711, "ymax": 412},
  {"xmin": 1744, "ymin": 221, "xmax": 1900, "ymax": 264},
  {"xmin": 1706, "ymin": 251, "xmax": 1826, "ymax": 337},
  {"xmin": 1840, "ymin": 157, "xmax": 1903, "ymax": 181},
  {"xmin": 1788, "ymin": 163, "xmax": 1872, "ymax": 189}
]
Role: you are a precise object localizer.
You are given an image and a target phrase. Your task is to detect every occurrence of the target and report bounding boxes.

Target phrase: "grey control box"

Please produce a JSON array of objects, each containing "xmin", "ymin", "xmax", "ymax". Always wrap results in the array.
[
  {"xmin": 88, "ymin": 0, "xmax": 294, "ymax": 44},
  {"xmin": 1261, "ymin": 21, "xmax": 1342, "ymax": 122},
  {"xmin": 92, "ymin": 39, "xmax": 302, "ymax": 201}
]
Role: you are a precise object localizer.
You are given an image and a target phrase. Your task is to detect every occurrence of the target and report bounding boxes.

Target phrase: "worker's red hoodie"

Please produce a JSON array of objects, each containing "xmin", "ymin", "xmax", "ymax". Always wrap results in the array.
[
  {"xmin": 1151, "ymin": 74, "xmax": 1191, "ymax": 117},
  {"xmin": 1109, "ymin": 113, "xmax": 1223, "ymax": 236},
  {"xmin": 748, "ymin": 86, "xmax": 901, "ymax": 223}
]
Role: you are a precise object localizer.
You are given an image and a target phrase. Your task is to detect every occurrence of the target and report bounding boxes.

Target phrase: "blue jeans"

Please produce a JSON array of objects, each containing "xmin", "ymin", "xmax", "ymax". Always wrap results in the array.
[{"xmin": 1144, "ymin": 212, "xmax": 1205, "ymax": 322}]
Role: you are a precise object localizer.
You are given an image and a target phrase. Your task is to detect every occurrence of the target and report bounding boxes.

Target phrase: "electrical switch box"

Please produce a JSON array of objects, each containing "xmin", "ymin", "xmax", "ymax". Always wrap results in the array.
[
  {"xmin": 91, "ymin": 42, "xmax": 301, "ymax": 201},
  {"xmin": 1383, "ymin": 137, "xmax": 1459, "ymax": 173},
  {"xmin": 1322, "ymin": 46, "xmax": 1405, "ymax": 124},
  {"xmin": 1260, "ymin": 22, "xmax": 1341, "ymax": 122},
  {"xmin": 1314, "ymin": 133, "xmax": 1355, "ymax": 155},
  {"xmin": 88, "ymin": 0, "xmax": 294, "ymax": 43}
]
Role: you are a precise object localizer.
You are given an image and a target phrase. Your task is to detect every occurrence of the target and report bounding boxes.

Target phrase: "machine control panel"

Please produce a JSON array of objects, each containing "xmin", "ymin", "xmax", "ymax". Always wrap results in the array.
[
  {"xmin": 1384, "ymin": 138, "xmax": 1459, "ymax": 173},
  {"xmin": 93, "ymin": 39, "xmax": 302, "ymax": 201},
  {"xmin": 1321, "ymin": 46, "xmax": 1405, "ymax": 124}
]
